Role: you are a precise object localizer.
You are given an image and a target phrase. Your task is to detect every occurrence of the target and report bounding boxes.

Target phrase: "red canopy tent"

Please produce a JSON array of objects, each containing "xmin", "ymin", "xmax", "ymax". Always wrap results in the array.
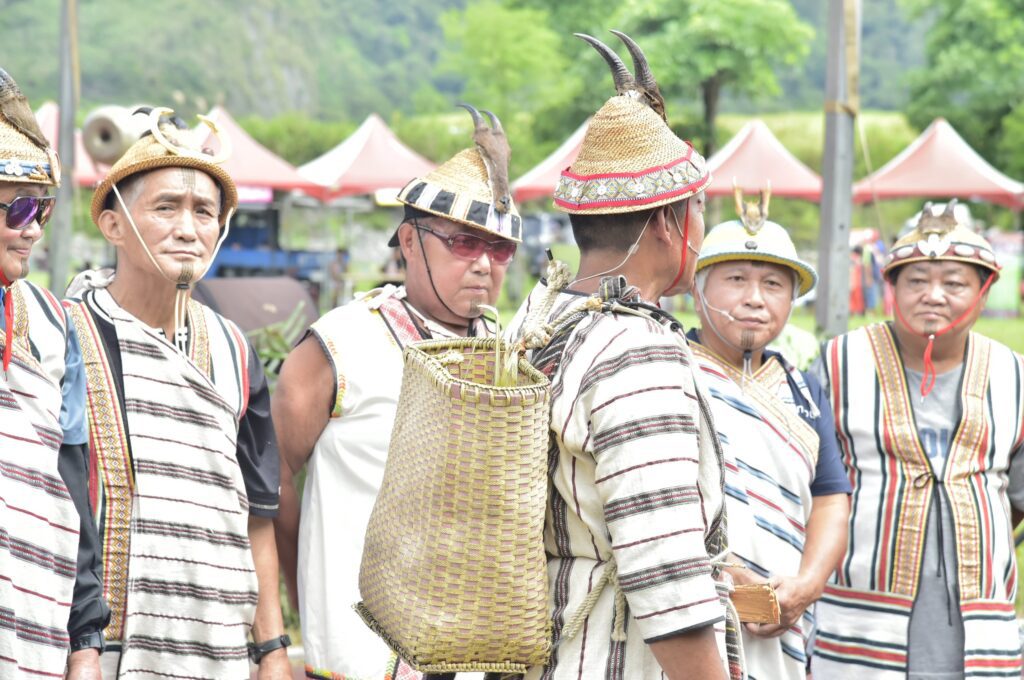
[
  {"xmin": 298, "ymin": 113, "xmax": 436, "ymax": 201},
  {"xmin": 705, "ymin": 120, "xmax": 822, "ymax": 201},
  {"xmin": 34, "ymin": 102, "xmax": 108, "ymax": 188},
  {"xmin": 511, "ymin": 118, "xmax": 590, "ymax": 204},
  {"xmin": 853, "ymin": 118, "xmax": 1024, "ymax": 209},
  {"xmin": 197, "ymin": 106, "xmax": 323, "ymax": 201}
]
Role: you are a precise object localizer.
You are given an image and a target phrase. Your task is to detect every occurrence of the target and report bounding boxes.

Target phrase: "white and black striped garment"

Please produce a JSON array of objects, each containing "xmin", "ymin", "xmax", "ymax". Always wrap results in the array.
[
  {"xmin": 69, "ymin": 288, "xmax": 270, "ymax": 679},
  {"xmin": 508, "ymin": 283, "xmax": 735, "ymax": 680},
  {"xmin": 0, "ymin": 280, "xmax": 80, "ymax": 678}
]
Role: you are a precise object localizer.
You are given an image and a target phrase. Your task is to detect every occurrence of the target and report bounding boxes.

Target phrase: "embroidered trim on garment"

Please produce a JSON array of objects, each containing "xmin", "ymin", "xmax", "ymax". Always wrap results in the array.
[
  {"xmin": 69, "ymin": 300, "xmax": 135, "ymax": 641},
  {"xmin": 553, "ymin": 152, "xmax": 709, "ymax": 211}
]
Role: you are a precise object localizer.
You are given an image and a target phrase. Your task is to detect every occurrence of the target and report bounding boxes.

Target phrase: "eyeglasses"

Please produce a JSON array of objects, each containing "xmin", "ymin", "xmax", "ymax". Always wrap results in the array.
[
  {"xmin": 0, "ymin": 195, "xmax": 56, "ymax": 230},
  {"xmin": 415, "ymin": 224, "xmax": 516, "ymax": 264}
]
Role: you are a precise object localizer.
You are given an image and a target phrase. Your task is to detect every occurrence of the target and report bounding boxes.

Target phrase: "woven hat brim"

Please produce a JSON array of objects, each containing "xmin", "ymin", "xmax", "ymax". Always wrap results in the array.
[
  {"xmin": 91, "ymin": 153, "xmax": 239, "ymax": 226},
  {"xmin": 697, "ymin": 251, "xmax": 818, "ymax": 297},
  {"xmin": 554, "ymin": 171, "xmax": 711, "ymax": 215},
  {"xmin": 398, "ymin": 178, "xmax": 522, "ymax": 243}
]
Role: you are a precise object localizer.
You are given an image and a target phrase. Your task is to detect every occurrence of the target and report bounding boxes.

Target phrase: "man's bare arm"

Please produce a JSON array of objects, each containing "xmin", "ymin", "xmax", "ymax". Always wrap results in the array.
[
  {"xmin": 271, "ymin": 336, "xmax": 334, "ymax": 609},
  {"xmin": 649, "ymin": 624, "xmax": 728, "ymax": 680},
  {"xmin": 248, "ymin": 516, "xmax": 291, "ymax": 678}
]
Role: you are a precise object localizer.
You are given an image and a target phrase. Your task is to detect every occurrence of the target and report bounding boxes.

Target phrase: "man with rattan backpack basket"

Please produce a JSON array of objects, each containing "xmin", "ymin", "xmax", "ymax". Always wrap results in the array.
[
  {"xmin": 505, "ymin": 32, "xmax": 742, "ymax": 680},
  {"xmin": 273, "ymin": 105, "xmax": 520, "ymax": 680}
]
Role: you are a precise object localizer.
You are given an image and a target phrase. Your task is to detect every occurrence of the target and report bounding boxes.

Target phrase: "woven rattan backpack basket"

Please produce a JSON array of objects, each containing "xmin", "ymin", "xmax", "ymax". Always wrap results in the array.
[{"xmin": 356, "ymin": 336, "xmax": 552, "ymax": 674}]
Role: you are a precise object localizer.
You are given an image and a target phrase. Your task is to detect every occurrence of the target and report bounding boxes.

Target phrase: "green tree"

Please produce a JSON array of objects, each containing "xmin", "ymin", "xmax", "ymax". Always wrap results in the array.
[
  {"xmin": 617, "ymin": 0, "xmax": 813, "ymax": 158},
  {"xmin": 436, "ymin": 1, "xmax": 579, "ymax": 119},
  {"xmin": 902, "ymin": 0, "xmax": 1024, "ymax": 176}
]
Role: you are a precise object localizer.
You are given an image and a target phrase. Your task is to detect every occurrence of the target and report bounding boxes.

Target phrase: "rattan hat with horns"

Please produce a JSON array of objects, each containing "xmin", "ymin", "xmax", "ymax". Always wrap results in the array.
[
  {"xmin": 395, "ymin": 103, "xmax": 521, "ymax": 246},
  {"xmin": 882, "ymin": 199, "xmax": 1000, "ymax": 281},
  {"xmin": 91, "ymin": 108, "xmax": 238, "ymax": 226},
  {"xmin": 554, "ymin": 32, "xmax": 710, "ymax": 215},
  {"xmin": 0, "ymin": 69, "xmax": 60, "ymax": 187}
]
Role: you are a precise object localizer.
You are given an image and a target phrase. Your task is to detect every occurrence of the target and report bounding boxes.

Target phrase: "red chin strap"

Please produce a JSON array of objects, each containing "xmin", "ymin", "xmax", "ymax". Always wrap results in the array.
[
  {"xmin": 661, "ymin": 201, "xmax": 691, "ymax": 298},
  {"xmin": 1, "ymin": 270, "xmax": 12, "ymax": 373},
  {"xmin": 892, "ymin": 272, "xmax": 995, "ymax": 398}
]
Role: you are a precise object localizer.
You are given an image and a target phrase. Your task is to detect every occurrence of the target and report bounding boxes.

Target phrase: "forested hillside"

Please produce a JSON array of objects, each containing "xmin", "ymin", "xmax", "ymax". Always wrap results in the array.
[{"xmin": 6, "ymin": 0, "xmax": 922, "ymax": 122}]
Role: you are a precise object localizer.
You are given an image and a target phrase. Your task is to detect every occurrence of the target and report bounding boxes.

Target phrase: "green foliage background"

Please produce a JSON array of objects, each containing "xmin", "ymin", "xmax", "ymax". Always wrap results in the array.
[{"xmin": 2, "ymin": 0, "xmax": 1022, "ymax": 248}]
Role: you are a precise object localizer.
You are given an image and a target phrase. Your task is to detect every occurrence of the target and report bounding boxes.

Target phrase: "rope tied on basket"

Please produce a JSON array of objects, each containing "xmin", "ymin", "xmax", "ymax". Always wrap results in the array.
[
  {"xmin": 520, "ymin": 259, "xmax": 574, "ymax": 350},
  {"xmin": 560, "ymin": 559, "xmax": 628, "ymax": 643}
]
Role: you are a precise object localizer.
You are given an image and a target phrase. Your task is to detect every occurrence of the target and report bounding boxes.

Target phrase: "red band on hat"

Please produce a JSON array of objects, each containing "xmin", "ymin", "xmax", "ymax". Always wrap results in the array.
[{"xmin": 559, "ymin": 148, "xmax": 694, "ymax": 181}]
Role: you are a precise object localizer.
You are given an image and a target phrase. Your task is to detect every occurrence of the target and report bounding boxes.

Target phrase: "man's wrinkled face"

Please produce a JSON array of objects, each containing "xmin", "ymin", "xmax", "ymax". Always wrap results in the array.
[
  {"xmin": 892, "ymin": 260, "xmax": 987, "ymax": 336},
  {"xmin": 0, "ymin": 183, "xmax": 48, "ymax": 283},
  {"xmin": 698, "ymin": 260, "xmax": 795, "ymax": 351},
  {"xmin": 401, "ymin": 216, "xmax": 513, "ymax": 320},
  {"xmin": 113, "ymin": 167, "xmax": 221, "ymax": 280}
]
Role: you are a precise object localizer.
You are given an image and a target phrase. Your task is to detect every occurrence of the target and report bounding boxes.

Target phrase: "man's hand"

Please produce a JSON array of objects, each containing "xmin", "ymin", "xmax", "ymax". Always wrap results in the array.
[
  {"xmin": 65, "ymin": 649, "xmax": 102, "ymax": 680},
  {"xmin": 256, "ymin": 647, "xmax": 292, "ymax": 680},
  {"xmin": 746, "ymin": 574, "xmax": 817, "ymax": 638},
  {"xmin": 723, "ymin": 563, "xmax": 767, "ymax": 589}
]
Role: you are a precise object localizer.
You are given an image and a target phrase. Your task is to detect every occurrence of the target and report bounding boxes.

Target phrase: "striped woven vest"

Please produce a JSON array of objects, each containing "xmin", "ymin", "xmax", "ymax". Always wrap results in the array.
[
  {"xmin": 0, "ymin": 280, "xmax": 79, "ymax": 678},
  {"xmin": 813, "ymin": 323, "xmax": 1024, "ymax": 679},
  {"xmin": 69, "ymin": 288, "xmax": 255, "ymax": 679}
]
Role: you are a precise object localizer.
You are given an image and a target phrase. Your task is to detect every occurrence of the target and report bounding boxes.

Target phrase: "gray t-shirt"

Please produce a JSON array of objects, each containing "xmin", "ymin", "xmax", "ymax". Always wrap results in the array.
[{"xmin": 905, "ymin": 365, "xmax": 965, "ymax": 680}]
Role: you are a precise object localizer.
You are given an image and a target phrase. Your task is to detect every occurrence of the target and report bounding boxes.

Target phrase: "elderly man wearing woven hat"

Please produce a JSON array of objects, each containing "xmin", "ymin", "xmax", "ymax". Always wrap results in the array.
[
  {"xmin": 809, "ymin": 200, "xmax": 1024, "ymax": 679},
  {"xmin": 0, "ymin": 67, "xmax": 110, "ymax": 680},
  {"xmin": 505, "ymin": 33, "xmax": 739, "ymax": 680},
  {"xmin": 685, "ymin": 187, "xmax": 850, "ymax": 680},
  {"xmin": 64, "ymin": 108, "xmax": 289, "ymax": 679},
  {"xmin": 272, "ymin": 104, "xmax": 518, "ymax": 680}
]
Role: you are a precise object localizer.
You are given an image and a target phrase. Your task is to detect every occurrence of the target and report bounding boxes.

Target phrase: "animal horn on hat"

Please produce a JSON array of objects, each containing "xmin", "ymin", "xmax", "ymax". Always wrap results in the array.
[
  {"xmin": 458, "ymin": 103, "xmax": 513, "ymax": 214},
  {"xmin": 146, "ymin": 106, "xmax": 232, "ymax": 164},
  {"xmin": 609, "ymin": 30, "xmax": 666, "ymax": 121},
  {"xmin": 0, "ymin": 68, "xmax": 54, "ymax": 153},
  {"xmin": 734, "ymin": 178, "xmax": 771, "ymax": 235},
  {"xmin": 575, "ymin": 33, "xmax": 636, "ymax": 94}
]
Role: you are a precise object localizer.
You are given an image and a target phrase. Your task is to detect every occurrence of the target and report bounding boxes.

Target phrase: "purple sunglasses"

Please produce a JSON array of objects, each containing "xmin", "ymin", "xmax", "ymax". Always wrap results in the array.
[{"xmin": 0, "ymin": 195, "xmax": 56, "ymax": 230}]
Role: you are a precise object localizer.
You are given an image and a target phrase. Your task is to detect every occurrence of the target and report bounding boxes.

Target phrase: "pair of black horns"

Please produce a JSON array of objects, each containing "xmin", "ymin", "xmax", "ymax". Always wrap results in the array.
[
  {"xmin": 575, "ymin": 30, "xmax": 657, "ymax": 93},
  {"xmin": 457, "ymin": 103, "xmax": 504, "ymax": 133}
]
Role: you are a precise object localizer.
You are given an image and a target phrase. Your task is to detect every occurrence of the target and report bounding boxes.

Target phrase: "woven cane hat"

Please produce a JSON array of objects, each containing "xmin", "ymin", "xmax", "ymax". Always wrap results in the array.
[
  {"xmin": 883, "ymin": 199, "xmax": 999, "ymax": 281},
  {"xmin": 91, "ymin": 107, "xmax": 238, "ymax": 226},
  {"xmin": 697, "ymin": 183, "xmax": 817, "ymax": 296},
  {"xmin": 553, "ymin": 32, "xmax": 710, "ymax": 215},
  {"xmin": 395, "ymin": 104, "xmax": 521, "ymax": 245},
  {"xmin": 0, "ymin": 69, "xmax": 60, "ymax": 187}
]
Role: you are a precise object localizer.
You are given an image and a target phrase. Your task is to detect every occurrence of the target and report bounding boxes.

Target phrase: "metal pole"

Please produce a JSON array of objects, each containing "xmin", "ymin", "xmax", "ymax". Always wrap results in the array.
[
  {"xmin": 49, "ymin": 0, "xmax": 77, "ymax": 293},
  {"xmin": 815, "ymin": 0, "xmax": 860, "ymax": 337}
]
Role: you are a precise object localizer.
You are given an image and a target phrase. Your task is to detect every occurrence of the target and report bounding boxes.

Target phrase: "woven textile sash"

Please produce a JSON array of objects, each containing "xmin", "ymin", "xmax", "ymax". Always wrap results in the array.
[
  {"xmin": 0, "ymin": 282, "xmax": 79, "ymax": 678},
  {"xmin": 90, "ymin": 292, "xmax": 257, "ymax": 678},
  {"xmin": 69, "ymin": 299, "xmax": 134, "ymax": 643}
]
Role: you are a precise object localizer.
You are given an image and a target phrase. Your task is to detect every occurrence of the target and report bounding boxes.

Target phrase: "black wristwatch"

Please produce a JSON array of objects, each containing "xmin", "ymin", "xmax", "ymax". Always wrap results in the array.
[
  {"xmin": 248, "ymin": 634, "xmax": 291, "ymax": 664},
  {"xmin": 70, "ymin": 631, "xmax": 105, "ymax": 655}
]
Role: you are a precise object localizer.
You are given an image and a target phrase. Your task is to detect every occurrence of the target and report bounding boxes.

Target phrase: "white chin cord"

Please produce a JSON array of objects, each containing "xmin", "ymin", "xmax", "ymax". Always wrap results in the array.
[{"xmin": 112, "ymin": 183, "xmax": 234, "ymax": 355}]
